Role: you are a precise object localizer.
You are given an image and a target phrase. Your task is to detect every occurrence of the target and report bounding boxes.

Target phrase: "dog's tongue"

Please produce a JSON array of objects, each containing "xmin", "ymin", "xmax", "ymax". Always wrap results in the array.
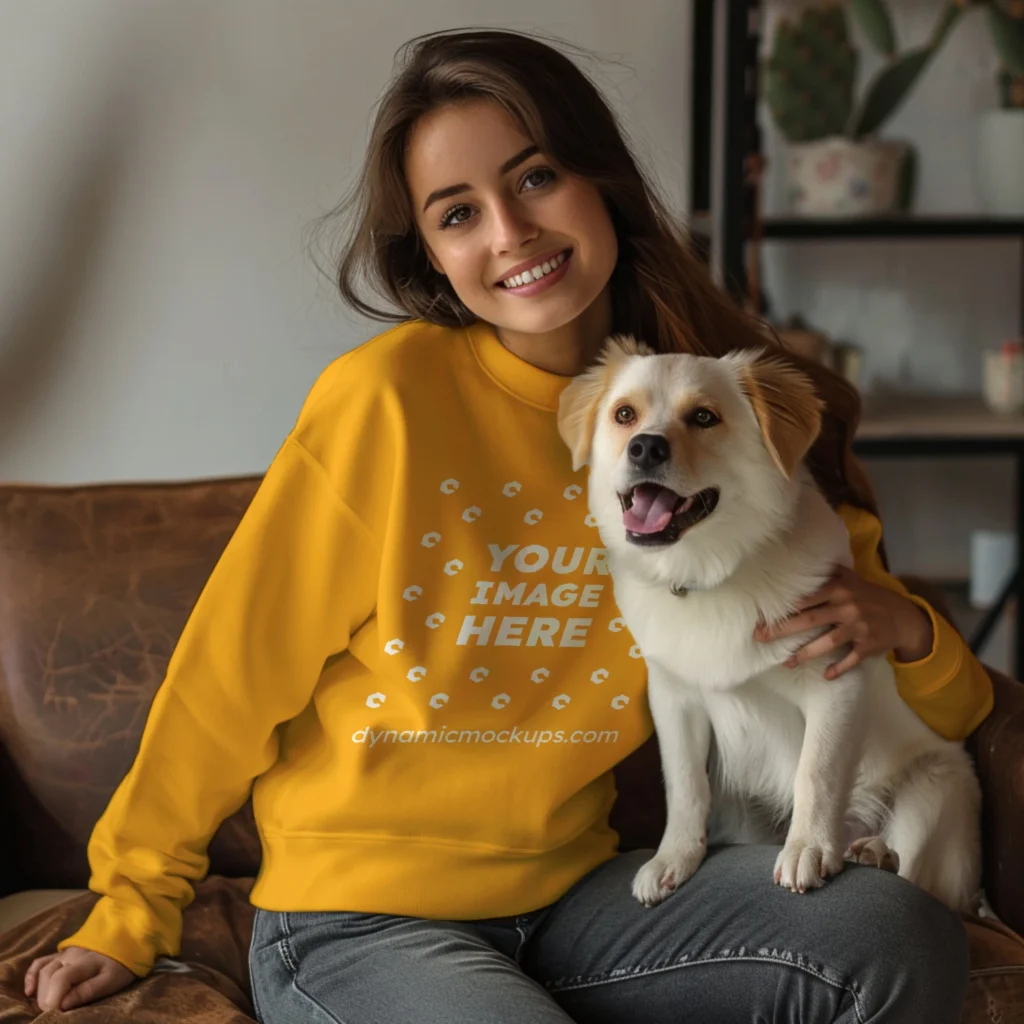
[{"xmin": 624, "ymin": 484, "xmax": 691, "ymax": 534}]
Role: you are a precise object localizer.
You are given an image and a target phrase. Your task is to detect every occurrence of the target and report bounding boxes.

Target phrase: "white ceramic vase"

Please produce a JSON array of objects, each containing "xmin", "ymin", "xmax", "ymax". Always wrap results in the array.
[
  {"xmin": 975, "ymin": 110, "xmax": 1024, "ymax": 217},
  {"xmin": 785, "ymin": 137, "xmax": 911, "ymax": 217}
]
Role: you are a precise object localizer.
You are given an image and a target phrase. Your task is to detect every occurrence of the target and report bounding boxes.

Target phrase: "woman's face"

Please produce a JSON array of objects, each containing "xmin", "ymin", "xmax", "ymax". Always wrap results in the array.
[{"xmin": 405, "ymin": 99, "xmax": 618, "ymax": 337}]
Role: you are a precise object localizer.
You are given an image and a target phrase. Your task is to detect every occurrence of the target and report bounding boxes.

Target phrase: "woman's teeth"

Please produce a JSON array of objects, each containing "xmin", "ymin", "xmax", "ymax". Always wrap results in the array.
[{"xmin": 500, "ymin": 250, "xmax": 568, "ymax": 289}]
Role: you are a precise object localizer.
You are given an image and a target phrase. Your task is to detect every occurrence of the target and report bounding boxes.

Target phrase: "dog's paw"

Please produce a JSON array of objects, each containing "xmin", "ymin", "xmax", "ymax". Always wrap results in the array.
[
  {"xmin": 844, "ymin": 836, "xmax": 900, "ymax": 874},
  {"xmin": 631, "ymin": 844, "xmax": 706, "ymax": 907},
  {"xmin": 774, "ymin": 838, "xmax": 844, "ymax": 894}
]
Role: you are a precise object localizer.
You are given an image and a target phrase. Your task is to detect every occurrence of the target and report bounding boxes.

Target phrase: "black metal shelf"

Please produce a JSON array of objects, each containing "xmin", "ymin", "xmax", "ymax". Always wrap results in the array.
[
  {"xmin": 761, "ymin": 216, "xmax": 1024, "ymax": 240},
  {"xmin": 698, "ymin": 0, "xmax": 1024, "ymax": 676}
]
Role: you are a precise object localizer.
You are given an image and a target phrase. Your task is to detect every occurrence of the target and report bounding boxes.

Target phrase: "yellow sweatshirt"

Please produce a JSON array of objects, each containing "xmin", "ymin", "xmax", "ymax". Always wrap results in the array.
[{"xmin": 60, "ymin": 319, "xmax": 994, "ymax": 976}]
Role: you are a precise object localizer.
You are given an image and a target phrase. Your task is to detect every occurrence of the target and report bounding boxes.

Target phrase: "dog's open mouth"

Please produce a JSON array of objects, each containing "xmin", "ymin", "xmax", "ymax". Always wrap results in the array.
[{"xmin": 619, "ymin": 484, "xmax": 720, "ymax": 545}]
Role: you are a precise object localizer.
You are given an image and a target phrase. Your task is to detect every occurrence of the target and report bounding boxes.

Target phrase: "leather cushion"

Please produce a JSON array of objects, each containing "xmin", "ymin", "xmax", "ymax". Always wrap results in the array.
[{"xmin": 0, "ymin": 479, "xmax": 263, "ymax": 893}]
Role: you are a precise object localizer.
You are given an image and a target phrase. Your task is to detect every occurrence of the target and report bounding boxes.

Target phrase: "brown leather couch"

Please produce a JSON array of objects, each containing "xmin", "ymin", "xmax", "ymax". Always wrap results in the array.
[{"xmin": 1, "ymin": 476, "xmax": 1023, "ymax": 1022}]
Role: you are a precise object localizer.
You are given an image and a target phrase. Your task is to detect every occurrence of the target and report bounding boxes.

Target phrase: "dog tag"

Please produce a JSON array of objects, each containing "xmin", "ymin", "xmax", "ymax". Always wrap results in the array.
[{"xmin": 670, "ymin": 581, "xmax": 689, "ymax": 597}]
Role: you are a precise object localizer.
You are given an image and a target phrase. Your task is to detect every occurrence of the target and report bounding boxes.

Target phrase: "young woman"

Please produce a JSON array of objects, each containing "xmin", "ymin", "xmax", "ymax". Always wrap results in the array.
[{"xmin": 26, "ymin": 28, "xmax": 991, "ymax": 1023}]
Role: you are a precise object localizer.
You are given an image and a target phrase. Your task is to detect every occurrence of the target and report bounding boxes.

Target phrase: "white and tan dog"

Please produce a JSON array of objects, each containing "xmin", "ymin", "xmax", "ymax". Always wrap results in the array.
[{"xmin": 558, "ymin": 336, "xmax": 981, "ymax": 911}]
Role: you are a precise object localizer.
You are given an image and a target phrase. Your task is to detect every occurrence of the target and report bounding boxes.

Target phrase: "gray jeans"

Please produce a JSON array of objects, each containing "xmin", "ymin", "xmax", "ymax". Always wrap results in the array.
[{"xmin": 248, "ymin": 844, "xmax": 969, "ymax": 1023}]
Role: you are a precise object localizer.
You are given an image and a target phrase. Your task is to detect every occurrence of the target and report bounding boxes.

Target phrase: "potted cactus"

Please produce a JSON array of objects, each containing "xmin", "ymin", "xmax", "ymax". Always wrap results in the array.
[
  {"xmin": 974, "ymin": 0, "xmax": 1024, "ymax": 214},
  {"xmin": 765, "ymin": 0, "xmax": 963, "ymax": 216}
]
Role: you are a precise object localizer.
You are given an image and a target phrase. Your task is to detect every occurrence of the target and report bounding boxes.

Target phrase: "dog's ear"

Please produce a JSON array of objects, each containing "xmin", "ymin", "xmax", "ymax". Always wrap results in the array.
[
  {"xmin": 557, "ymin": 335, "xmax": 653, "ymax": 470},
  {"xmin": 738, "ymin": 357, "xmax": 823, "ymax": 479},
  {"xmin": 601, "ymin": 334, "xmax": 656, "ymax": 360}
]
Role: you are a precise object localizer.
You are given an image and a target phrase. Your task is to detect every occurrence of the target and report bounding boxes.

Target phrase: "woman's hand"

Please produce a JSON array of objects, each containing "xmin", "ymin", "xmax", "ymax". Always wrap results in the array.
[
  {"xmin": 24, "ymin": 946, "xmax": 135, "ymax": 1012},
  {"xmin": 753, "ymin": 565, "xmax": 934, "ymax": 680}
]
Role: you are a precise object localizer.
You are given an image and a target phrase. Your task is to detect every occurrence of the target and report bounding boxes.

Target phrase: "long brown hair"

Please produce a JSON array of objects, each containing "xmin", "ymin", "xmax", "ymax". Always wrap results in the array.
[{"xmin": 311, "ymin": 27, "xmax": 879, "ymax": 520}]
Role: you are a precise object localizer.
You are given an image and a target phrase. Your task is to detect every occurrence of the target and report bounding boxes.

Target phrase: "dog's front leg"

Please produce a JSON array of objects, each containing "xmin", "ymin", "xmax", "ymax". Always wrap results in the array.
[
  {"xmin": 775, "ymin": 668, "xmax": 866, "ymax": 893},
  {"xmin": 632, "ymin": 670, "xmax": 712, "ymax": 907}
]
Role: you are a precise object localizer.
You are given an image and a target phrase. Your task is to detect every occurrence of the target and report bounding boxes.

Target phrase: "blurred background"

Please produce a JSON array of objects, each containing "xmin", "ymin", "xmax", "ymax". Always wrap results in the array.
[{"xmin": 1, "ymin": 0, "xmax": 1021, "ymax": 673}]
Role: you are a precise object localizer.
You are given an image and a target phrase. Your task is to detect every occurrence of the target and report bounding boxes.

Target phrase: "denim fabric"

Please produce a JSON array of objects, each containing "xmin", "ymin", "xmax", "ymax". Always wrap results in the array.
[{"xmin": 249, "ymin": 844, "xmax": 968, "ymax": 1023}]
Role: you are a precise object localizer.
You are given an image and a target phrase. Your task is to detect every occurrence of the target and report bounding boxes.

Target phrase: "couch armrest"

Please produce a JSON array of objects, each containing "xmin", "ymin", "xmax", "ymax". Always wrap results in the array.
[{"xmin": 966, "ymin": 668, "xmax": 1024, "ymax": 936}]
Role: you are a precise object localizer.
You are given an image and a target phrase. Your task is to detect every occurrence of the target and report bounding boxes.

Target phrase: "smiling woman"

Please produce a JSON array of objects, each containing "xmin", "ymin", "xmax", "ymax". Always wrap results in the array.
[{"xmin": 404, "ymin": 99, "xmax": 618, "ymax": 366}]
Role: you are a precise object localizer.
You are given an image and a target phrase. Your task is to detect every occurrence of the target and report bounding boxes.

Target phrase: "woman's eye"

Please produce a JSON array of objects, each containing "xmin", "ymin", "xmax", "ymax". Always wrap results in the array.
[
  {"xmin": 438, "ymin": 169, "xmax": 553, "ymax": 230},
  {"xmin": 690, "ymin": 407, "xmax": 720, "ymax": 428},
  {"xmin": 614, "ymin": 405, "xmax": 635, "ymax": 425},
  {"xmin": 439, "ymin": 204, "xmax": 473, "ymax": 229},
  {"xmin": 522, "ymin": 166, "xmax": 555, "ymax": 191}
]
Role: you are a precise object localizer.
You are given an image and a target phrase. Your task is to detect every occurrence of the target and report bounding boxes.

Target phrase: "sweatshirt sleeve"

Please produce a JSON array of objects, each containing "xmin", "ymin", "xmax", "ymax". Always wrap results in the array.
[
  {"xmin": 839, "ymin": 504, "xmax": 993, "ymax": 741},
  {"xmin": 57, "ymin": 436, "xmax": 380, "ymax": 976}
]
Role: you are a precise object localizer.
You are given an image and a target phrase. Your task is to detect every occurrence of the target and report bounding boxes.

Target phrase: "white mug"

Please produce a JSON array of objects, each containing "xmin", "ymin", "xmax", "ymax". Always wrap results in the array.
[{"xmin": 970, "ymin": 530, "xmax": 1017, "ymax": 609}]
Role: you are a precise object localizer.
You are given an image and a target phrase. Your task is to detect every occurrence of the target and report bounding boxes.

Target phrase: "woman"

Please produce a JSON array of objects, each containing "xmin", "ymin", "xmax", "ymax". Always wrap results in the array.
[{"xmin": 27, "ymin": 28, "xmax": 991, "ymax": 1023}]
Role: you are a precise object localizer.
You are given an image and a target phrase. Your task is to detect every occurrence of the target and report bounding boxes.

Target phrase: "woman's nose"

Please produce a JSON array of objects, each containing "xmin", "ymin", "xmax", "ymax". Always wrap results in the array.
[{"xmin": 490, "ymin": 199, "xmax": 539, "ymax": 254}]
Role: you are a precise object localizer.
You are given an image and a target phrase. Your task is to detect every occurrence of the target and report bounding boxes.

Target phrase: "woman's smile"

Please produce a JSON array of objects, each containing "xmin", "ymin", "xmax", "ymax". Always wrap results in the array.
[{"xmin": 496, "ymin": 248, "xmax": 572, "ymax": 296}]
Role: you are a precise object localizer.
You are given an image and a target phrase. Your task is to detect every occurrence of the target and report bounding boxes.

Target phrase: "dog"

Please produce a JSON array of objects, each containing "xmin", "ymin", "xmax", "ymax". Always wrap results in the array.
[{"xmin": 557, "ymin": 336, "xmax": 981, "ymax": 912}]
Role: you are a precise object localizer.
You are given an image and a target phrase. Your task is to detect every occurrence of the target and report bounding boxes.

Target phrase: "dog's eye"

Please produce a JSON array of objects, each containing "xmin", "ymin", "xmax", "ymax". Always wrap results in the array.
[
  {"xmin": 689, "ymin": 407, "xmax": 720, "ymax": 428},
  {"xmin": 614, "ymin": 405, "xmax": 636, "ymax": 425}
]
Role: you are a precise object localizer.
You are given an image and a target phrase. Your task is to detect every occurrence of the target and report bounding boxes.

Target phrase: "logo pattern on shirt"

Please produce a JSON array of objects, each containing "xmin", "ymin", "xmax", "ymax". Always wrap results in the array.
[{"xmin": 369, "ymin": 474, "xmax": 642, "ymax": 717}]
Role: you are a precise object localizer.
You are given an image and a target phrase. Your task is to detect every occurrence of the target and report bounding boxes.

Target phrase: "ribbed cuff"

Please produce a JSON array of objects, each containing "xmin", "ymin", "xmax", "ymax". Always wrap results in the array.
[
  {"xmin": 57, "ymin": 901, "xmax": 162, "ymax": 978},
  {"xmin": 887, "ymin": 593, "xmax": 957, "ymax": 689}
]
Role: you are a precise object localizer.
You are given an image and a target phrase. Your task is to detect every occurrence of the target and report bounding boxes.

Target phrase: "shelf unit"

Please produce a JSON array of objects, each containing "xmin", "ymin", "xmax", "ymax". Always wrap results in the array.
[
  {"xmin": 854, "ymin": 400, "xmax": 1024, "ymax": 663},
  {"xmin": 694, "ymin": 0, "xmax": 1024, "ymax": 675},
  {"xmin": 761, "ymin": 216, "xmax": 1024, "ymax": 240}
]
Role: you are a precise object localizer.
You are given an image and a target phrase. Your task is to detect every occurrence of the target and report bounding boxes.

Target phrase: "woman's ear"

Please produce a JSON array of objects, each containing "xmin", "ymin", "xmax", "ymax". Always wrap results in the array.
[{"xmin": 738, "ymin": 357, "xmax": 823, "ymax": 479}]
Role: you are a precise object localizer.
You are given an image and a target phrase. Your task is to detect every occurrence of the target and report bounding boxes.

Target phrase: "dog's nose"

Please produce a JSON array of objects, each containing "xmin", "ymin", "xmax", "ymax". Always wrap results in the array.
[{"xmin": 628, "ymin": 433, "xmax": 670, "ymax": 470}]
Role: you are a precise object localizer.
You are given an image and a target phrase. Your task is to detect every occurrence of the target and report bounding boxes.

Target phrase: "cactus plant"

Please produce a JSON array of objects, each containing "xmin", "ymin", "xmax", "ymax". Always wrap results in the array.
[
  {"xmin": 765, "ymin": 1, "xmax": 964, "ymax": 144},
  {"xmin": 764, "ymin": 6, "xmax": 857, "ymax": 142},
  {"xmin": 964, "ymin": 1, "xmax": 1024, "ymax": 215},
  {"xmin": 983, "ymin": 0, "xmax": 1024, "ymax": 108}
]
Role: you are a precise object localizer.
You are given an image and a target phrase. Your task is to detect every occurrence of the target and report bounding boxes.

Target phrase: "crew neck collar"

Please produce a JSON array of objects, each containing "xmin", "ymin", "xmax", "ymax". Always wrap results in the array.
[{"xmin": 465, "ymin": 321, "xmax": 577, "ymax": 412}]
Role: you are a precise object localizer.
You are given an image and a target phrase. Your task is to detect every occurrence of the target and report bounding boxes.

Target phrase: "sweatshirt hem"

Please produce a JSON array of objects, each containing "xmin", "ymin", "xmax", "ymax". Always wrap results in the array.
[{"xmin": 249, "ymin": 827, "xmax": 621, "ymax": 919}]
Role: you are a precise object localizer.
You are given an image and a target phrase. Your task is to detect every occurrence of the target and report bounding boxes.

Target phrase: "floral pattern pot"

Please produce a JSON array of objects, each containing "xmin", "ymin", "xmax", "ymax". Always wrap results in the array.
[{"xmin": 785, "ymin": 137, "xmax": 913, "ymax": 217}]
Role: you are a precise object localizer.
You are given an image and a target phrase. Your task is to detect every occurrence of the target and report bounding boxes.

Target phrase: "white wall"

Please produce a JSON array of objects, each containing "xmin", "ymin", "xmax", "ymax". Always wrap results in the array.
[
  {"xmin": 759, "ymin": 0, "xmax": 1018, "ymax": 583},
  {"xmin": 0, "ymin": 0, "xmax": 692, "ymax": 485}
]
